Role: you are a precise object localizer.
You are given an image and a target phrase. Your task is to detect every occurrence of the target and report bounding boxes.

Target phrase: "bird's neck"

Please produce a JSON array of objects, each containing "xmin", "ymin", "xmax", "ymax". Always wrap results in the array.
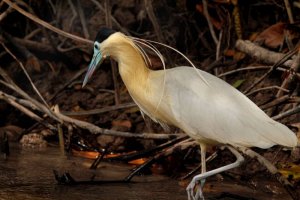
[{"xmin": 108, "ymin": 41, "xmax": 151, "ymax": 93}]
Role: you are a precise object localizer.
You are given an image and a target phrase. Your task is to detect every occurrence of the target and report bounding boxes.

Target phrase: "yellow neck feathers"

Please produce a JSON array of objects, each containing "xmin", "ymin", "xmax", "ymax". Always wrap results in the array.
[{"xmin": 100, "ymin": 33, "xmax": 150, "ymax": 91}]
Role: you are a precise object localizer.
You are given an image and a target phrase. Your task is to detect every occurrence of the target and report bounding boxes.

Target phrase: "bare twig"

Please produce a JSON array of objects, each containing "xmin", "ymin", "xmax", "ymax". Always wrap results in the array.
[
  {"xmin": 276, "ymin": 50, "xmax": 300, "ymax": 97},
  {"xmin": 0, "ymin": 91, "xmax": 56, "ymax": 130},
  {"xmin": 1, "ymin": 42, "xmax": 48, "ymax": 107},
  {"xmin": 75, "ymin": 0, "xmax": 90, "ymax": 39},
  {"xmin": 47, "ymin": 67, "xmax": 87, "ymax": 101},
  {"xmin": 66, "ymin": 0, "xmax": 77, "ymax": 33},
  {"xmin": 260, "ymin": 95, "xmax": 290, "ymax": 110},
  {"xmin": 2, "ymin": 0, "xmax": 93, "ymax": 45},
  {"xmin": 7, "ymin": 36, "xmax": 55, "ymax": 54},
  {"xmin": 57, "ymin": 123, "xmax": 65, "ymax": 155},
  {"xmin": 0, "ymin": 6, "xmax": 13, "ymax": 22},
  {"xmin": 24, "ymin": 27, "xmax": 42, "ymax": 40},
  {"xmin": 242, "ymin": 47, "xmax": 298, "ymax": 94},
  {"xmin": 245, "ymin": 86, "xmax": 289, "ymax": 96},
  {"xmin": 89, "ymin": 0, "xmax": 129, "ymax": 35},
  {"xmin": 218, "ymin": 65, "xmax": 300, "ymax": 79},
  {"xmin": 144, "ymin": 0, "xmax": 174, "ymax": 67},
  {"xmin": 202, "ymin": 0, "xmax": 218, "ymax": 45},
  {"xmin": 61, "ymin": 102, "xmax": 136, "ymax": 116},
  {"xmin": 272, "ymin": 104, "xmax": 300, "ymax": 120},
  {"xmin": 284, "ymin": 0, "xmax": 294, "ymax": 23},
  {"xmin": 0, "ymin": 68, "xmax": 61, "ymax": 122},
  {"xmin": 105, "ymin": 0, "xmax": 120, "ymax": 105},
  {"xmin": 214, "ymin": 30, "xmax": 222, "ymax": 76},
  {"xmin": 144, "ymin": 0, "xmax": 165, "ymax": 44}
]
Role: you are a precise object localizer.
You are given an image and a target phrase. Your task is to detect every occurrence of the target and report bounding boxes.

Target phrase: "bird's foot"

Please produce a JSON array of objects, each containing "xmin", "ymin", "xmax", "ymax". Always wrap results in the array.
[{"xmin": 186, "ymin": 178, "xmax": 205, "ymax": 200}]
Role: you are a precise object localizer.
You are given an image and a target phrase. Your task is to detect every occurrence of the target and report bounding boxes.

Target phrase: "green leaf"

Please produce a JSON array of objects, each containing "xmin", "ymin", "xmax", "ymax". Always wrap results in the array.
[{"xmin": 232, "ymin": 79, "xmax": 245, "ymax": 88}]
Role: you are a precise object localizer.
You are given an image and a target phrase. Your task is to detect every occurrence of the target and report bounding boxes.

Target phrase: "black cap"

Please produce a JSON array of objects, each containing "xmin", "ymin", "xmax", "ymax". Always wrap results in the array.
[{"xmin": 95, "ymin": 28, "xmax": 116, "ymax": 43}]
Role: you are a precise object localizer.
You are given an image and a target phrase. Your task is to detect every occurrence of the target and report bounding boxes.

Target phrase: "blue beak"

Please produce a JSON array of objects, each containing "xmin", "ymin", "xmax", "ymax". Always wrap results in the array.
[{"xmin": 82, "ymin": 45, "xmax": 103, "ymax": 87}]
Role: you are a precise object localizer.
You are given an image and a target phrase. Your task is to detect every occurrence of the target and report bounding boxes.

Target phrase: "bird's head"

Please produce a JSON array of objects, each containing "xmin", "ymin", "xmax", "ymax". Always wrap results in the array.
[{"xmin": 82, "ymin": 28, "xmax": 116, "ymax": 87}]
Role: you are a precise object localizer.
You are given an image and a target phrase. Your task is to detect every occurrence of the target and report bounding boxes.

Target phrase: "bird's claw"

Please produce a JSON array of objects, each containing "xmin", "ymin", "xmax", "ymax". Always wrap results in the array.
[{"xmin": 186, "ymin": 180, "xmax": 205, "ymax": 200}]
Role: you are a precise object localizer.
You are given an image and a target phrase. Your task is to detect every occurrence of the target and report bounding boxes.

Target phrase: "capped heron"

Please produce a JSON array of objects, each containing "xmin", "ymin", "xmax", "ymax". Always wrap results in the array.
[{"xmin": 82, "ymin": 28, "xmax": 297, "ymax": 200}]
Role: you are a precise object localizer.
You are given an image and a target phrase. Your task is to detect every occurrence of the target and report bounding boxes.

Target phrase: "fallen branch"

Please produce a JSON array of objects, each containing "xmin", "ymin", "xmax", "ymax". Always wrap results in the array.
[
  {"xmin": 54, "ymin": 105, "xmax": 182, "ymax": 139},
  {"xmin": 235, "ymin": 40, "xmax": 294, "ymax": 67}
]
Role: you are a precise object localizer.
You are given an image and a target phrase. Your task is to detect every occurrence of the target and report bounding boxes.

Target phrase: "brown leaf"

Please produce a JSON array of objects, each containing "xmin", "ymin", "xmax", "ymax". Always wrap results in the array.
[
  {"xmin": 112, "ymin": 120, "xmax": 132, "ymax": 129},
  {"xmin": 254, "ymin": 22, "xmax": 286, "ymax": 49},
  {"xmin": 25, "ymin": 56, "xmax": 41, "ymax": 72}
]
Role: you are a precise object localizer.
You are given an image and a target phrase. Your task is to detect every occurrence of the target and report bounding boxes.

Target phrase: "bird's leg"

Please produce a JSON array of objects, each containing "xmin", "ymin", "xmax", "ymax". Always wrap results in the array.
[
  {"xmin": 199, "ymin": 143, "xmax": 206, "ymax": 197},
  {"xmin": 186, "ymin": 145, "xmax": 245, "ymax": 200},
  {"xmin": 187, "ymin": 143, "xmax": 206, "ymax": 200}
]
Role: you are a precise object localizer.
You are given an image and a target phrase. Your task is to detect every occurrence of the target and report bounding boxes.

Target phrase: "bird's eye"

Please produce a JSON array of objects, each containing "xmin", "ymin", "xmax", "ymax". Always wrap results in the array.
[{"xmin": 94, "ymin": 44, "xmax": 99, "ymax": 50}]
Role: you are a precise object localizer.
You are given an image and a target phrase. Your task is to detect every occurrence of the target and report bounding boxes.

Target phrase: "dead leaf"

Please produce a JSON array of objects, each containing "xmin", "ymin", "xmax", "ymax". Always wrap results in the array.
[
  {"xmin": 254, "ymin": 22, "xmax": 286, "ymax": 49},
  {"xmin": 112, "ymin": 120, "xmax": 132, "ymax": 129},
  {"xmin": 25, "ymin": 56, "xmax": 41, "ymax": 72}
]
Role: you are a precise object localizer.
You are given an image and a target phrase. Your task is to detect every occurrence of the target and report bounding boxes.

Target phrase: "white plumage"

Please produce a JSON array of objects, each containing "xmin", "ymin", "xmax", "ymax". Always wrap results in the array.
[{"xmin": 83, "ymin": 29, "xmax": 297, "ymax": 200}]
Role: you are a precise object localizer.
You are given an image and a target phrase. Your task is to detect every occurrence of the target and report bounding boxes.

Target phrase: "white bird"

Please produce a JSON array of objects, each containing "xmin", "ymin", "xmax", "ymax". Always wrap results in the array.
[{"xmin": 82, "ymin": 28, "xmax": 298, "ymax": 200}]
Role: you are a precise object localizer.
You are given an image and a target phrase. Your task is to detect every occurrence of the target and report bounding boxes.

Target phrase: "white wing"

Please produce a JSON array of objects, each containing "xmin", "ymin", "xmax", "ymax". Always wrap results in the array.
[{"xmin": 149, "ymin": 67, "xmax": 297, "ymax": 148}]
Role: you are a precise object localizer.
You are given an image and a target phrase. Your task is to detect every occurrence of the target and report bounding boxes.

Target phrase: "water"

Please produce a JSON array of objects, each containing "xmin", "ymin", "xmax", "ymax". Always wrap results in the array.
[
  {"xmin": 0, "ymin": 144, "xmax": 293, "ymax": 200},
  {"xmin": 0, "ymin": 144, "xmax": 187, "ymax": 200}
]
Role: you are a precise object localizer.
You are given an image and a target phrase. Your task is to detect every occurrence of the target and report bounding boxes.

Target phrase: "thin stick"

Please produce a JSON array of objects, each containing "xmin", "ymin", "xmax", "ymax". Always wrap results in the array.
[
  {"xmin": 66, "ymin": 0, "xmax": 77, "ymax": 33},
  {"xmin": 214, "ymin": 30, "xmax": 222, "ymax": 76},
  {"xmin": 2, "ymin": 0, "xmax": 92, "ymax": 45},
  {"xmin": 0, "ymin": 69, "xmax": 61, "ymax": 123},
  {"xmin": 260, "ymin": 95, "xmax": 290, "ymax": 110},
  {"xmin": 0, "ymin": 91, "xmax": 56, "ymax": 130},
  {"xmin": 202, "ymin": 0, "xmax": 218, "ymax": 45},
  {"xmin": 105, "ymin": 0, "xmax": 120, "ymax": 105},
  {"xmin": 272, "ymin": 104, "xmax": 300, "ymax": 120},
  {"xmin": 61, "ymin": 102, "xmax": 136, "ymax": 116},
  {"xmin": 57, "ymin": 124, "xmax": 65, "ymax": 155},
  {"xmin": 242, "ymin": 48, "xmax": 298, "ymax": 94},
  {"xmin": 276, "ymin": 50, "xmax": 300, "ymax": 98},
  {"xmin": 143, "ymin": 0, "xmax": 173, "ymax": 66},
  {"xmin": 284, "ymin": 0, "xmax": 294, "ymax": 23},
  {"xmin": 89, "ymin": 0, "xmax": 129, "ymax": 35},
  {"xmin": 0, "ymin": 6, "xmax": 12, "ymax": 22},
  {"xmin": 245, "ymin": 86, "xmax": 289, "ymax": 96},
  {"xmin": 76, "ymin": 0, "xmax": 90, "ymax": 39},
  {"xmin": 47, "ymin": 67, "xmax": 87, "ymax": 101},
  {"xmin": 1, "ymin": 42, "xmax": 49, "ymax": 108},
  {"xmin": 144, "ymin": 0, "xmax": 164, "ymax": 44},
  {"xmin": 218, "ymin": 65, "xmax": 300, "ymax": 79}
]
